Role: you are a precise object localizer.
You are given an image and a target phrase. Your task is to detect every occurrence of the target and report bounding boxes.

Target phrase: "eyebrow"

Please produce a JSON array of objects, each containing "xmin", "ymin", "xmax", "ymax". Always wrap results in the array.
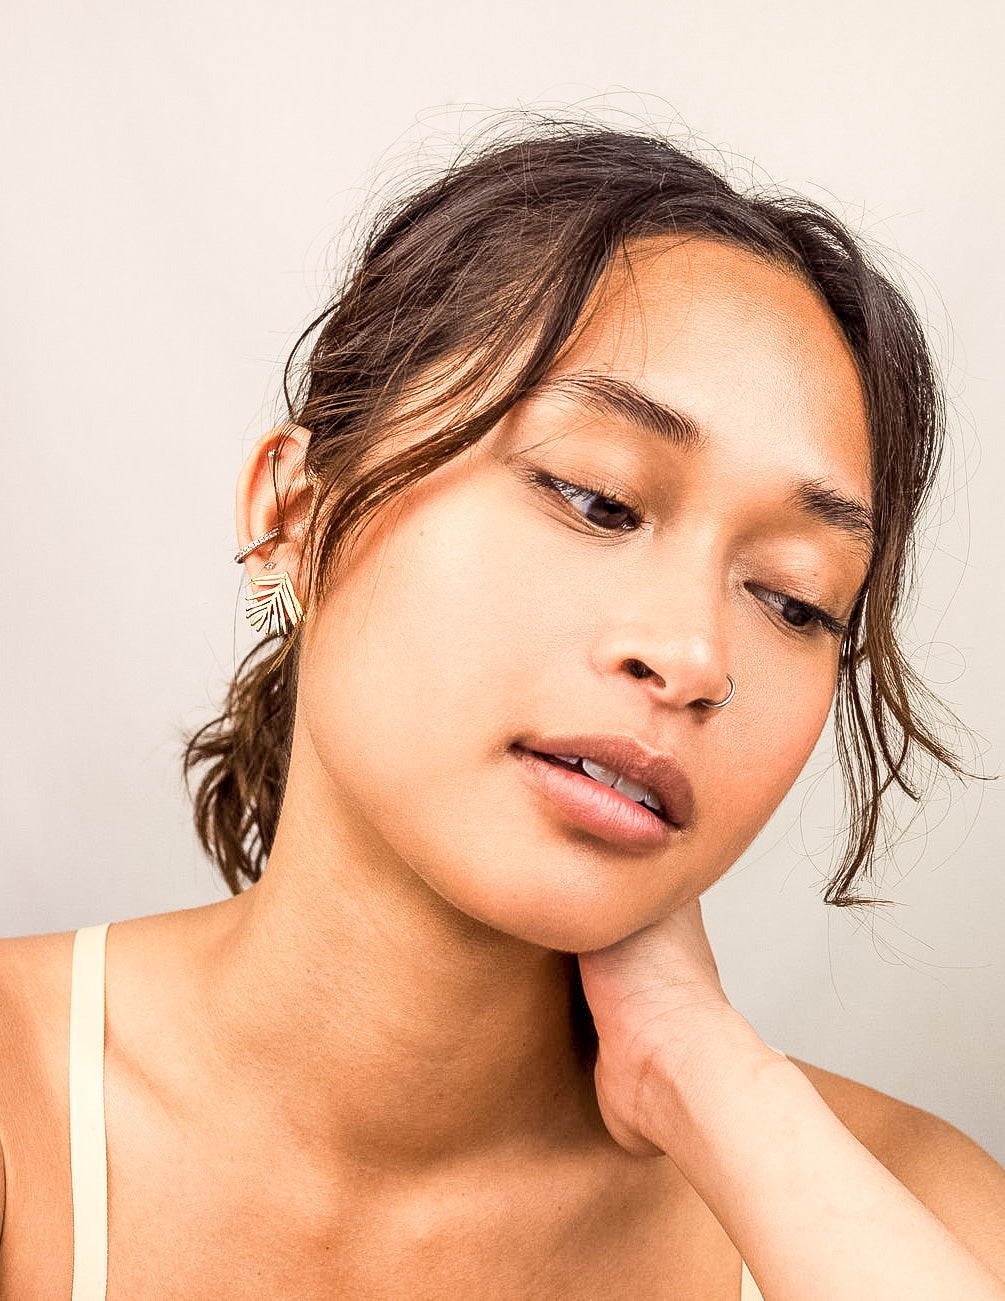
[
  {"xmin": 534, "ymin": 370, "xmax": 874, "ymax": 548},
  {"xmin": 536, "ymin": 371, "xmax": 705, "ymax": 451},
  {"xmin": 792, "ymin": 480, "xmax": 875, "ymax": 549}
]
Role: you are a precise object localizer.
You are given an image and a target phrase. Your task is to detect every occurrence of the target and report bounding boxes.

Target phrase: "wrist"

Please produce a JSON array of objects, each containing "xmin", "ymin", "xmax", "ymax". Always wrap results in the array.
[{"xmin": 634, "ymin": 1008, "xmax": 790, "ymax": 1158}]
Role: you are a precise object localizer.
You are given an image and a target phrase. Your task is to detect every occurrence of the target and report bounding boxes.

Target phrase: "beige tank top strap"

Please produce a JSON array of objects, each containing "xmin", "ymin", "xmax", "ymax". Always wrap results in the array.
[
  {"xmin": 741, "ymin": 1260, "xmax": 765, "ymax": 1299},
  {"xmin": 69, "ymin": 922, "xmax": 110, "ymax": 1301}
]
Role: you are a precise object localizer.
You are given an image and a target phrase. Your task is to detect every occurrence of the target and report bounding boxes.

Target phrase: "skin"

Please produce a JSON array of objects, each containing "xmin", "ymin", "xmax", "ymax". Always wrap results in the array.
[{"xmin": 1, "ymin": 238, "xmax": 1003, "ymax": 1298}]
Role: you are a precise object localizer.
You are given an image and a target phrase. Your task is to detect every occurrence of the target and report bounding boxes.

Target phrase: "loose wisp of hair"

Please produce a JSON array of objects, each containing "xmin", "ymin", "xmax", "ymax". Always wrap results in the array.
[{"xmin": 185, "ymin": 119, "xmax": 969, "ymax": 905}]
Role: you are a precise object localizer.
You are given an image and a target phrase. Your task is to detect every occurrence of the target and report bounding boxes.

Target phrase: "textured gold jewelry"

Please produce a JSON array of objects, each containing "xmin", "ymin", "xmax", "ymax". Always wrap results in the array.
[{"xmin": 245, "ymin": 571, "xmax": 304, "ymax": 636}]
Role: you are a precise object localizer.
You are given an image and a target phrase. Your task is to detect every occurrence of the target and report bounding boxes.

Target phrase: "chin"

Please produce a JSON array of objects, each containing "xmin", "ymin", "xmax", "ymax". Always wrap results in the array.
[{"xmin": 434, "ymin": 873, "xmax": 672, "ymax": 954}]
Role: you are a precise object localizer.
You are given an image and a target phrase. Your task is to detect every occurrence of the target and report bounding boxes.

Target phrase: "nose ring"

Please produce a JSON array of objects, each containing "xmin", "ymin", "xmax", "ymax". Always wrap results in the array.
[{"xmin": 698, "ymin": 675, "xmax": 735, "ymax": 709}]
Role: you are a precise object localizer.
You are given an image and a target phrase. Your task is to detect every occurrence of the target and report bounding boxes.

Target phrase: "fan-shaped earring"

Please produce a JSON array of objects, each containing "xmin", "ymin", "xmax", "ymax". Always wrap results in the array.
[{"xmin": 245, "ymin": 571, "xmax": 304, "ymax": 636}]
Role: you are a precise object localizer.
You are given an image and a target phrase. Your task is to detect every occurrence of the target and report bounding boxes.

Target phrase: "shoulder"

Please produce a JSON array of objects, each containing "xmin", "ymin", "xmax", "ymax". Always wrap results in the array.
[
  {"xmin": 0, "ymin": 930, "xmax": 77, "ymax": 1093},
  {"xmin": 0, "ymin": 931, "xmax": 76, "ymax": 1243},
  {"xmin": 0, "ymin": 930, "xmax": 77, "ymax": 1063},
  {"xmin": 790, "ymin": 1057, "xmax": 1005, "ymax": 1272}
]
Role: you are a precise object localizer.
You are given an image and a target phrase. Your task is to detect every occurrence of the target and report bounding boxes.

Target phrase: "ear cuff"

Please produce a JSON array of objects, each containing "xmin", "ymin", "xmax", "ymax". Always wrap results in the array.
[{"xmin": 233, "ymin": 529, "xmax": 280, "ymax": 564}]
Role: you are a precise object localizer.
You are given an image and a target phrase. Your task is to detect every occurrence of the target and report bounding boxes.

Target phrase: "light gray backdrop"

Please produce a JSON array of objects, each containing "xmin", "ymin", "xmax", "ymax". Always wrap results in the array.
[{"xmin": 2, "ymin": 1, "xmax": 1002, "ymax": 1161}]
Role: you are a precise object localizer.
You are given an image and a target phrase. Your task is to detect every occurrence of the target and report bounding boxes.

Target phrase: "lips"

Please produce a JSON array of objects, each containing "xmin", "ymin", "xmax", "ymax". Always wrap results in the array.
[{"xmin": 511, "ymin": 734, "xmax": 695, "ymax": 830}]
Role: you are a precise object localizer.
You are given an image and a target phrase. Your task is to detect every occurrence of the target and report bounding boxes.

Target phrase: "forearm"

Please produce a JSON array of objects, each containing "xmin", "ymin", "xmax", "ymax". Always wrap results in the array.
[{"xmin": 640, "ymin": 1014, "xmax": 1005, "ymax": 1300}]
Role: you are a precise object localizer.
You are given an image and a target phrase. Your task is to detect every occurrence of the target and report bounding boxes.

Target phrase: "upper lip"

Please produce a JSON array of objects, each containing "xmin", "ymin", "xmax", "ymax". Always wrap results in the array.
[{"xmin": 513, "ymin": 734, "xmax": 695, "ymax": 829}]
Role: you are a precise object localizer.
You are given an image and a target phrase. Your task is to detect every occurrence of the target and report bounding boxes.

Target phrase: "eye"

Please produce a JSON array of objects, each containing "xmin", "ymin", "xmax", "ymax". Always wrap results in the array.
[
  {"xmin": 532, "ymin": 471, "xmax": 641, "ymax": 532},
  {"xmin": 750, "ymin": 585, "xmax": 847, "ymax": 638}
]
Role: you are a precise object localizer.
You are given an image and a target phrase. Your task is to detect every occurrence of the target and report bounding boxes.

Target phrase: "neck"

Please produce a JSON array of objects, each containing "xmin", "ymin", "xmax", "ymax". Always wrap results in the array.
[{"xmin": 201, "ymin": 777, "xmax": 601, "ymax": 1173}]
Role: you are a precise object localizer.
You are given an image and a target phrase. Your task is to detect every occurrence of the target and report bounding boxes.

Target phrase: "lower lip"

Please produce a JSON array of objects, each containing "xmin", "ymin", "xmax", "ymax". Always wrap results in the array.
[{"xmin": 511, "ymin": 747, "xmax": 673, "ymax": 848}]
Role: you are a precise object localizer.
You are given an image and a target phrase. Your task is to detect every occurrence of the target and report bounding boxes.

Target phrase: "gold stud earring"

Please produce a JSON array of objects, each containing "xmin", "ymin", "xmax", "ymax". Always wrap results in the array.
[{"xmin": 244, "ymin": 570, "xmax": 304, "ymax": 636}]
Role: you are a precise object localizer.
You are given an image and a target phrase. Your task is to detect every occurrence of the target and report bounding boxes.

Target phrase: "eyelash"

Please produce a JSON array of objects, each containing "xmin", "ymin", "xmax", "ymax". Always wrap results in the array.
[
  {"xmin": 529, "ymin": 469, "xmax": 848, "ymax": 639},
  {"xmin": 747, "ymin": 586, "xmax": 847, "ymax": 638},
  {"xmin": 529, "ymin": 469, "xmax": 643, "ymax": 532}
]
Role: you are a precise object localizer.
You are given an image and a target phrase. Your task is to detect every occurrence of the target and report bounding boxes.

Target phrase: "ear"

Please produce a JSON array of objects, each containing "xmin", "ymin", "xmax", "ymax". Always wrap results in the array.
[{"xmin": 235, "ymin": 423, "xmax": 313, "ymax": 587}]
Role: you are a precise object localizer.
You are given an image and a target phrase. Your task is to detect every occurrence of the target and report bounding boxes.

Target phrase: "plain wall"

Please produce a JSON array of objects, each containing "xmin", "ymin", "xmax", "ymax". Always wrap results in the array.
[{"xmin": 2, "ymin": 0, "xmax": 1003, "ymax": 1161}]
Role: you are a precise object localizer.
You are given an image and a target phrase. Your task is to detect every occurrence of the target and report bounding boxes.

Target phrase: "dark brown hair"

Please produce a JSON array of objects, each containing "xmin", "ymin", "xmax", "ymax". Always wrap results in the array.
[{"xmin": 185, "ymin": 121, "xmax": 965, "ymax": 904}]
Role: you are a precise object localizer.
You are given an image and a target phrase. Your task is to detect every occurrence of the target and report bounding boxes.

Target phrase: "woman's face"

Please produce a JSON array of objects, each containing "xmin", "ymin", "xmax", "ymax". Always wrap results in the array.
[{"xmin": 294, "ymin": 238, "xmax": 873, "ymax": 951}]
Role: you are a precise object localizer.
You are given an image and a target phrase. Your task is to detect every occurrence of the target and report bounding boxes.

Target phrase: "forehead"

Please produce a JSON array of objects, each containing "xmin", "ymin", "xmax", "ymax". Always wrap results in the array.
[{"xmin": 557, "ymin": 237, "xmax": 872, "ymax": 499}]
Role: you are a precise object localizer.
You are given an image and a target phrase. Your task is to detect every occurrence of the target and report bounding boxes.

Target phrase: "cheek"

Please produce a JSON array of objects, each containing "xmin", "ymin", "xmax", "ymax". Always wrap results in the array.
[
  {"xmin": 296, "ymin": 482, "xmax": 558, "ymax": 801},
  {"xmin": 700, "ymin": 659, "xmax": 836, "ymax": 877}
]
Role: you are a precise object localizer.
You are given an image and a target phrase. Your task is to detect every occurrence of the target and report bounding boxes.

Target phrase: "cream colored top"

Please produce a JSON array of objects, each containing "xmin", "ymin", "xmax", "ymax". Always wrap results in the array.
[{"xmin": 67, "ymin": 924, "xmax": 765, "ymax": 1300}]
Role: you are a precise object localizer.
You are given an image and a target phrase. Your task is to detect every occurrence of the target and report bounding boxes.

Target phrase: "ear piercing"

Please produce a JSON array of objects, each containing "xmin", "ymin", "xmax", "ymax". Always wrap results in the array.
[
  {"xmin": 233, "ymin": 525, "xmax": 304, "ymax": 636},
  {"xmin": 233, "ymin": 447, "xmax": 303, "ymax": 634}
]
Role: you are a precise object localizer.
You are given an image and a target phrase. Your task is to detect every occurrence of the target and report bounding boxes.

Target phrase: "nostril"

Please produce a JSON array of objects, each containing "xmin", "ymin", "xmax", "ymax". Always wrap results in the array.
[{"xmin": 625, "ymin": 658, "xmax": 653, "ymax": 680}]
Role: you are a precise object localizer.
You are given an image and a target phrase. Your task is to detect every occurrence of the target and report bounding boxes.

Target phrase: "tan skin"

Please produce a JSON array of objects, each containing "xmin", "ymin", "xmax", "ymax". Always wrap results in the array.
[{"xmin": 1, "ymin": 239, "xmax": 1004, "ymax": 1298}]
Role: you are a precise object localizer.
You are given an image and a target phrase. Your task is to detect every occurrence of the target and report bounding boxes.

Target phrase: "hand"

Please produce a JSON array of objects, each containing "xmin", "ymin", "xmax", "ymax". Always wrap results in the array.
[
  {"xmin": 578, "ymin": 897, "xmax": 746, "ymax": 1155},
  {"xmin": 581, "ymin": 905, "xmax": 1005, "ymax": 1298}
]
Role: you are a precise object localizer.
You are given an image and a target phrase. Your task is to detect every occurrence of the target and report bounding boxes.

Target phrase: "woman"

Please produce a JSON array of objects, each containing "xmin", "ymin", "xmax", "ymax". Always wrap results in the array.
[{"xmin": 1, "ymin": 126, "xmax": 1003, "ymax": 1299}]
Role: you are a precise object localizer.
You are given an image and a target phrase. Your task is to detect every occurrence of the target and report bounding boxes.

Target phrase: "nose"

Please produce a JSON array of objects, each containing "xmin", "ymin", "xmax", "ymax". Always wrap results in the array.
[{"xmin": 590, "ymin": 576, "xmax": 734, "ymax": 712}]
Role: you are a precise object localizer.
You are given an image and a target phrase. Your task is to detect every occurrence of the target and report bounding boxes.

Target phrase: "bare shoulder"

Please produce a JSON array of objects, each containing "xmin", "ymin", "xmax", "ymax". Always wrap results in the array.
[
  {"xmin": 791, "ymin": 1056, "xmax": 1005, "ymax": 1268},
  {"xmin": 0, "ymin": 907, "xmax": 233, "ymax": 1286},
  {"xmin": 0, "ymin": 930, "xmax": 77, "ymax": 1059},
  {"xmin": 0, "ymin": 929, "xmax": 77, "ymax": 1091},
  {"xmin": 0, "ymin": 930, "xmax": 77, "ymax": 1242}
]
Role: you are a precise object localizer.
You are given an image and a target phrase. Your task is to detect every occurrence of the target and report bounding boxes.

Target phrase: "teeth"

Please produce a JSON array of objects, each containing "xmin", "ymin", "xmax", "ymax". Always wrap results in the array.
[
  {"xmin": 581, "ymin": 759, "xmax": 620, "ymax": 786},
  {"xmin": 577, "ymin": 758, "xmax": 663, "ymax": 815},
  {"xmin": 612, "ymin": 774, "xmax": 650, "ymax": 802}
]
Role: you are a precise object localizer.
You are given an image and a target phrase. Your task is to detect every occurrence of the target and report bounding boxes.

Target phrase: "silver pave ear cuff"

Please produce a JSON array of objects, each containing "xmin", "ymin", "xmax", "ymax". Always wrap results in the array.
[
  {"xmin": 698, "ymin": 675, "xmax": 735, "ymax": 709},
  {"xmin": 233, "ymin": 528, "xmax": 280, "ymax": 564}
]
